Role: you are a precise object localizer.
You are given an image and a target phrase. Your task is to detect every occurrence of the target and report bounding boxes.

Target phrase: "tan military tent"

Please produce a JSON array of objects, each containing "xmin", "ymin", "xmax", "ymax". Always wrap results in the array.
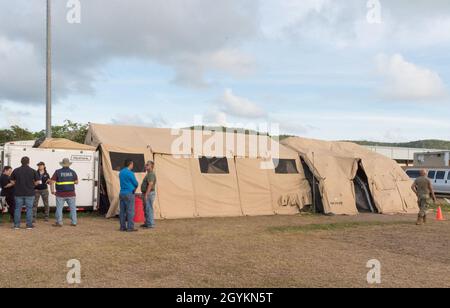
[
  {"xmin": 281, "ymin": 137, "xmax": 418, "ymax": 215},
  {"xmin": 38, "ymin": 138, "xmax": 96, "ymax": 151},
  {"xmin": 85, "ymin": 123, "xmax": 312, "ymax": 219}
]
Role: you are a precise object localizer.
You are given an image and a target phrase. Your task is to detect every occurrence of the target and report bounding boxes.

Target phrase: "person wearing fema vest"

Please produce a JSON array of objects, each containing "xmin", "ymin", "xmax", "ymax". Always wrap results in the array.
[{"xmin": 50, "ymin": 158, "xmax": 79, "ymax": 227}]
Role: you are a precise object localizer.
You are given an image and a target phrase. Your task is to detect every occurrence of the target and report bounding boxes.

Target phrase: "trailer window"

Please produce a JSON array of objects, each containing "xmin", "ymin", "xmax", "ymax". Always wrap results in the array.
[
  {"xmin": 273, "ymin": 159, "xmax": 299, "ymax": 174},
  {"xmin": 448, "ymin": 172, "xmax": 450, "ymax": 180},
  {"xmin": 428, "ymin": 171, "xmax": 436, "ymax": 179},
  {"xmin": 109, "ymin": 152, "xmax": 146, "ymax": 173},
  {"xmin": 406, "ymin": 170, "xmax": 420, "ymax": 179},
  {"xmin": 436, "ymin": 171, "xmax": 445, "ymax": 180},
  {"xmin": 199, "ymin": 157, "xmax": 229, "ymax": 174}
]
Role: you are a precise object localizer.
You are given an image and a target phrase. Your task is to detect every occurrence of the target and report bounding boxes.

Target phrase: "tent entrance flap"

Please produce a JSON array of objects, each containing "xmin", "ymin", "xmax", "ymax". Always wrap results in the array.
[
  {"xmin": 300, "ymin": 157, "xmax": 324, "ymax": 213},
  {"xmin": 97, "ymin": 147, "xmax": 110, "ymax": 215},
  {"xmin": 354, "ymin": 163, "xmax": 377, "ymax": 213}
]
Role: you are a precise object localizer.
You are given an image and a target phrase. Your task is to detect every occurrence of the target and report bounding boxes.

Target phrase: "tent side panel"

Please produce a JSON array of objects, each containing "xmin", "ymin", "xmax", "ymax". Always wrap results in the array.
[
  {"xmin": 268, "ymin": 158, "xmax": 311, "ymax": 215},
  {"xmin": 369, "ymin": 173, "xmax": 404, "ymax": 214},
  {"xmin": 235, "ymin": 158, "xmax": 274, "ymax": 216},
  {"xmin": 101, "ymin": 147, "xmax": 120, "ymax": 219},
  {"xmin": 321, "ymin": 178, "xmax": 359, "ymax": 215},
  {"xmin": 395, "ymin": 180, "xmax": 419, "ymax": 214},
  {"xmin": 190, "ymin": 158, "xmax": 243, "ymax": 217},
  {"xmin": 154, "ymin": 154, "xmax": 196, "ymax": 219}
]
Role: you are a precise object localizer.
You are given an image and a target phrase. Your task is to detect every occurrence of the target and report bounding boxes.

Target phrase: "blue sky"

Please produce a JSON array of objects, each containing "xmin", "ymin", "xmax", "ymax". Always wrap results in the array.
[{"xmin": 1, "ymin": 0, "xmax": 450, "ymax": 141}]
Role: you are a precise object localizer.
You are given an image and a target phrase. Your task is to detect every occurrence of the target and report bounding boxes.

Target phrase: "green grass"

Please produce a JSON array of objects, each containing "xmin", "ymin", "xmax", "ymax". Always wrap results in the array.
[
  {"xmin": 432, "ymin": 200, "xmax": 450, "ymax": 213},
  {"xmin": 268, "ymin": 221, "xmax": 414, "ymax": 233}
]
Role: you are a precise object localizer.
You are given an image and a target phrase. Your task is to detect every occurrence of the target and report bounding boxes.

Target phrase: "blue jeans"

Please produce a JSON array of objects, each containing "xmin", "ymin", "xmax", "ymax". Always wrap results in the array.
[
  {"xmin": 144, "ymin": 192, "xmax": 156, "ymax": 227},
  {"xmin": 119, "ymin": 194, "xmax": 135, "ymax": 231},
  {"xmin": 56, "ymin": 197, "xmax": 77, "ymax": 225},
  {"xmin": 14, "ymin": 196, "xmax": 35, "ymax": 228}
]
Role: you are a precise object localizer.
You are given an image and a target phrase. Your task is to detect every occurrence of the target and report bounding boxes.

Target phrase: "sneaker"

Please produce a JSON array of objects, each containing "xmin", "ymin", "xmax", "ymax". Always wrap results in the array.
[
  {"xmin": 70, "ymin": 224, "xmax": 77, "ymax": 227},
  {"xmin": 140, "ymin": 224, "xmax": 150, "ymax": 229},
  {"xmin": 52, "ymin": 223, "xmax": 63, "ymax": 228},
  {"xmin": 120, "ymin": 228, "xmax": 127, "ymax": 232},
  {"xmin": 127, "ymin": 229, "xmax": 139, "ymax": 232},
  {"xmin": 26, "ymin": 226, "xmax": 34, "ymax": 230},
  {"xmin": 13, "ymin": 226, "xmax": 20, "ymax": 230}
]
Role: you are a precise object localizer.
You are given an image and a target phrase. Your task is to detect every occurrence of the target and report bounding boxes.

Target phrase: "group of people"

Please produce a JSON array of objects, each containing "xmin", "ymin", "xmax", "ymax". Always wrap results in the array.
[
  {"xmin": 0, "ymin": 155, "xmax": 157, "ymax": 232},
  {"xmin": 0, "ymin": 157, "xmax": 79, "ymax": 229},
  {"xmin": 118, "ymin": 159, "xmax": 157, "ymax": 232}
]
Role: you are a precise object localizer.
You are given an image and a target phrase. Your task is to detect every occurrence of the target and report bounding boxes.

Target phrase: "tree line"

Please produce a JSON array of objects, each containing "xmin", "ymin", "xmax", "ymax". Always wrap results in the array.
[{"xmin": 0, "ymin": 121, "xmax": 88, "ymax": 145}]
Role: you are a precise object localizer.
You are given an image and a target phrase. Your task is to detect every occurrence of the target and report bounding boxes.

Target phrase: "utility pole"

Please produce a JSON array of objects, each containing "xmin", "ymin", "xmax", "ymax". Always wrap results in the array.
[{"xmin": 46, "ymin": 0, "xmax": 52, "ymax": 138}]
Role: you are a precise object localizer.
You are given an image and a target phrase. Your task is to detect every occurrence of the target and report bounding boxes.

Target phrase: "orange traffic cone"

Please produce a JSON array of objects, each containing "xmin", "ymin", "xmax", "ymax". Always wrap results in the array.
[{"xmin": 436, "ymin": 206, "xmax": 445, "ymax": 221}]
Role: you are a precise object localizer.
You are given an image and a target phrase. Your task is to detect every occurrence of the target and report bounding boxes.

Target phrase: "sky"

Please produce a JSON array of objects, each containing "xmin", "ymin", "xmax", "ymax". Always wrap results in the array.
[{"xmin": 1, "ymin": 0, "xmax": 450, "ymax": 141}]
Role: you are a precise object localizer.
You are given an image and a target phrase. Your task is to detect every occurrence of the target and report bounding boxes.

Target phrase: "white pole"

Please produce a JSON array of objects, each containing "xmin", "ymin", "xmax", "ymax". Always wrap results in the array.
[{"xmin": 46, "ymin": 0, "xmax": 52, "ymax": 138}]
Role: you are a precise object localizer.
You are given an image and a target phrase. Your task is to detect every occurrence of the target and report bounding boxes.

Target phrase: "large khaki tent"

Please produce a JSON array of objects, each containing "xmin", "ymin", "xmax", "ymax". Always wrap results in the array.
[
  {"xmin": 37, "ymin": 138, "xmax": 96, "ymax": 151},
  {"xmin": 281, "ymin": 137, "xmax": 418, "ymax": 215},
  {"xmin": 85, "ymin": 123, "xmax": 312, "ymax": 219}
]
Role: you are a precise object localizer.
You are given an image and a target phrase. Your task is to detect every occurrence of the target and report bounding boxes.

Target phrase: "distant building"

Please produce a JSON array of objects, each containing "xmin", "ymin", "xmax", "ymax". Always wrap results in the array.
[
  {"xmin": 414, "ymin": 151, "xmax": 450, "ymax": 168},
  {"xmin": 364, "ymin": 146, "xmax": 446, "ymax": 166}
]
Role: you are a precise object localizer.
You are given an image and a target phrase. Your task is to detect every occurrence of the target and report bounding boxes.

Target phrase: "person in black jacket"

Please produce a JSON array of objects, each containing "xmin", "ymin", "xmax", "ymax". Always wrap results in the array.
[
  {"xmin": 10, "ymin": 156, "xmax": 40, "ymax": 229},
  {"xmin": 33, "ymin": 162, "xmax": 51, "ymax": 222},
  {"xmin": 0, "ymin": 166, "xmax": 15, "ymax": 222}
]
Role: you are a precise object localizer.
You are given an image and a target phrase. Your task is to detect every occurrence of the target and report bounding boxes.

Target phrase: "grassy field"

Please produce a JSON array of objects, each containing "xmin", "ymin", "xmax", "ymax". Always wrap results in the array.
[{"xmin": 0, "ymin": 211, "xmax": 449, "ymax": 288}]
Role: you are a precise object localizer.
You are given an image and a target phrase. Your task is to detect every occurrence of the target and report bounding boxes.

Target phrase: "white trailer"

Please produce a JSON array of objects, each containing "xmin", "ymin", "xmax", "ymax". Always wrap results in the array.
[{"xmin": 1, "ymin": 145, "xmax": 99, "ymax": 210}]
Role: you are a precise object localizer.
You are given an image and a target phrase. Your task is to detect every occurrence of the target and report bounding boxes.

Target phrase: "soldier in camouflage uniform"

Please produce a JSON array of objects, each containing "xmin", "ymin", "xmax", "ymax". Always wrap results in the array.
[{"xmin": 411, "ymin": 169, "xmax": 437, "ymax": 225}]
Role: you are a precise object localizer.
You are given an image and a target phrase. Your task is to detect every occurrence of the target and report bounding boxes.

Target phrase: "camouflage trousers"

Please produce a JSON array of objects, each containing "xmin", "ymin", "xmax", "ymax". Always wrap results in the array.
[{"xmin": 418, "ymin": 196, "xmax": 432, "ymax": 218}]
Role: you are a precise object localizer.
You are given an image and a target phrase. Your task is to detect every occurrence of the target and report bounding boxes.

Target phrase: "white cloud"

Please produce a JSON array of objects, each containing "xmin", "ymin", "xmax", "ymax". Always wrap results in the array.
[
  {"xmin": 220, "ymin": 89, "xmax": 267, "ymax": 119},
  {"xmin": 203, "ymin": 89, "xmax": 267, "ymax": 126},
  {"xmin": 260, "ymin": 0, "xmax": 330, "ymax": 38},
  {"xmin": 376, "ymin": 54, "xmax": 447, "ymax": 101},
  {"xmin": 0, "ymin": 0, "xmax": 259, "ymax": 103},
  {"xmin": 0, "ymin": 104, "xmax": 32, "ymax": 128},
  {"xmin": 207, "ymin": 49, "xmax": 254, "ymax": 77},
  {"xmin": 204, "ymin": 109, "xmax": 228, "ymax": 127},
  {"xmin": 111, "ymin": 114, "xmax": 168, "ymax": 128},
  {"xmin": 0, "ymin": 37, "xmax": 44, "ymax": 103},
  {"xmin": 261, "ymin": 0, "xmax": 450, "ymax": 49}
]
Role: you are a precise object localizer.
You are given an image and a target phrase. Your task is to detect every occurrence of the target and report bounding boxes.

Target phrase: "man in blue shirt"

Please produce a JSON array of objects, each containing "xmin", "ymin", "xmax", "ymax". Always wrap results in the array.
[{"xmin": 119, "ymin": 159, "xmax": 139, "ymax": 232}]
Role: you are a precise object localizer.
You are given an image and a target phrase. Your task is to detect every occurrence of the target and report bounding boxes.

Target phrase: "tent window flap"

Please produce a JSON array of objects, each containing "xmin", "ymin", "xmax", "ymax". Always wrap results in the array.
[
  {"xmin": 274, "ymin": 159, "xmax": 299, "ymax": 174},
  {"xmin": 109, "ymin": 152, "xmax": 146, "ymax": 173},
  {"xmin": 199, "ymin": 157, "xmax": 230, "ymax": 174}
]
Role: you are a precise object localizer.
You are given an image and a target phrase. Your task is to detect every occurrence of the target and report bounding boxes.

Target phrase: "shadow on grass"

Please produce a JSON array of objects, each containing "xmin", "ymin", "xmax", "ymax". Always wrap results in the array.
[{"xmin": 268, "ymin": 221, "xmax": 415, "ymax": 233}]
